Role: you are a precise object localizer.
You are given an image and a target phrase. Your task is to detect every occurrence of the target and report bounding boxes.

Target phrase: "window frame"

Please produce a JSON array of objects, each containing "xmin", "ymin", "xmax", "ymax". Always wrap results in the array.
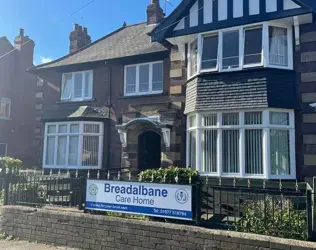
[
  {"xmin": 43, "ymin": 121, "xmax": 104, "ymax": 169},
  {"xmin": 0, "ymin": 98, "xmax": 11, "ymax": 119},
  {"xmin": 61, "ymin": 70, "xmax": 93, "ymax": 102},
  {"xmin": 0, "ymin": 143, "xmax": 8, "ymax": 157},
  {"xmin": 187, "ymin": 109, "xmax": 295, "ymax": 180},
  {"xmin": 187, "ymin": 21, "xmax": 293, "ymax": 78},
  {"xmin": 124, "ymin": 61, "xmax": 164, "ymax": 96}
]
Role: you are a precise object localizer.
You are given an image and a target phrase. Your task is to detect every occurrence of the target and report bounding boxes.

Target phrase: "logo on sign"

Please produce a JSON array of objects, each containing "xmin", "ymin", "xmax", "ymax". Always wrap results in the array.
[
  {"xmin": 175, "ymin": 189, "xmax": 189, "ymax": 204},
  {"xmin": 89, "ymin": 184, "xmax": 98, "ymax": 196}
]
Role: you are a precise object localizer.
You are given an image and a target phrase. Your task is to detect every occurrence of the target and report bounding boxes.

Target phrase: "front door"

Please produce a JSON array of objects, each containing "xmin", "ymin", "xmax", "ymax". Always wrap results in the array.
[{"xmin": 138, "ymin": 131, "xmax": 161, "ymax": 170}]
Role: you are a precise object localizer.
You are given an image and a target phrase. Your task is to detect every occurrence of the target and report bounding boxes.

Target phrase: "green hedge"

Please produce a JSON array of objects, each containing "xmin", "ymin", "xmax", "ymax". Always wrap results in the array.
[
  {"xmin": 235, "ymin": 196, "xmax": 307, "ymax": 241},
  {"xmin": 138, "ymin": 166, "xmax": 199, "ymax": 184},
  {"xmin": 0, "ymin": 157, "xmax": 22, "ymax": 175}
]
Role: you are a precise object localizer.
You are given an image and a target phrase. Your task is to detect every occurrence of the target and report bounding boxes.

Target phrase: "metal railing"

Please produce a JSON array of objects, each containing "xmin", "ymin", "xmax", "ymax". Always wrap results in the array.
[
  {"xmin": 196, "ymin": 177, "xmax": 312, "ymax": 241},
  {"xmin": 1, "ymin": 170, "xmax": 313, "ymax": 241}
]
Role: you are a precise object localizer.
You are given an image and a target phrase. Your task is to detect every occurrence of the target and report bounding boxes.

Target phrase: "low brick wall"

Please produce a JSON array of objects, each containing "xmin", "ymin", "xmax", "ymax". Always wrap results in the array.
[{"xmin": 1, "ymin": 206, "xmax": 316, "ymax": 250}]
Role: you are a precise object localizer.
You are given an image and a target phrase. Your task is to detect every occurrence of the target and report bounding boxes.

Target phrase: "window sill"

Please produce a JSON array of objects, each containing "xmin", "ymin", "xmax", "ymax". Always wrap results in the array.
[
  {"xmin": 198, "ymin": 172, "xmax": 295, "ymax": 180},
  {"xmin": 57, "ymin": 98, "xmax": 96, "ymax": 104},
  {"xmin": 0, "ymin": 117, "xmax": 11, "ymax": 120},
  {"xmin": 120, "ymin": 92, "xmax": 166, "ymax": 99}
]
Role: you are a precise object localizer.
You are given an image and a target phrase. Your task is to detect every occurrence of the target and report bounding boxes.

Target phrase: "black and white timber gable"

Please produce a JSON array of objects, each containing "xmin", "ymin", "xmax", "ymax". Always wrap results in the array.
[{"xmin": 151, "ymin": 0, "xmax": 316, "ymax": 40}]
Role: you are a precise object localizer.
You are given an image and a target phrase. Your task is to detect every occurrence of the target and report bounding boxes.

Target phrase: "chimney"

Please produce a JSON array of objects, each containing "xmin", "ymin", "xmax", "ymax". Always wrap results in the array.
[
  {"xmin": 147, "ymin": 0, "xmax": 164, "ymax": 25},
  {"xmin": 69, "ymin": 24, "xmax": 91, "ymax": 53},
  {"xmin": 14, "ymin": 28, "xmax": 35, "ymax": 67}
]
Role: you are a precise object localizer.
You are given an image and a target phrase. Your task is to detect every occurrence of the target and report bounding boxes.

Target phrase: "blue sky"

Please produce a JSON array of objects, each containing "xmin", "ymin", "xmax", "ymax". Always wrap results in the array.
[{"xmin": 0, "ymin": 0, "xmax": 180, "ymax": 65}]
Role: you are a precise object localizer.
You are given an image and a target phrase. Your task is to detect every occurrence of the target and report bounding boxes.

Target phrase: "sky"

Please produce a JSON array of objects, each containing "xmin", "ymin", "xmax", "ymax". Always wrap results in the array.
[{"xmin": 0, "ymin": 0, "xmax": 181, "ymax": 65}]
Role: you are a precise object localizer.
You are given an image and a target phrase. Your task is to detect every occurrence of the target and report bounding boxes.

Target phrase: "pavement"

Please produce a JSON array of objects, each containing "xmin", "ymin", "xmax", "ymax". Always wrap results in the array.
[{"xmin": 0, "ymin": 240, "xmax": 79, "ymax": 250}]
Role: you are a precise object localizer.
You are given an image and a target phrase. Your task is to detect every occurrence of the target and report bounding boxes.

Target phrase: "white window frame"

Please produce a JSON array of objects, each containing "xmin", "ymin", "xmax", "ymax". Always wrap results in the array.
[
  {"xmin": 124, "ymin": 61, "xmax": 164, "ymax": 96},
  {"xmin": 187, "ymin": 109, "xmax": 296, "ymax": 180},
  {"xmin": 43, "ymin": 121, "xmax": 104, "ymax": 169},
  {"xmin": 0, "ymin": 143, "xmax": 8, "ymax": 157},
  {"xmin": 61, "ymin": 70, "xmax": 93, "ymax": 102},
  {"xmin": 187, "ymin": 20, "xmax": 293, "ymax": 79},
  {"xmin": 0, "ymin": 98, "xmax": 11, "ymax": 119}
]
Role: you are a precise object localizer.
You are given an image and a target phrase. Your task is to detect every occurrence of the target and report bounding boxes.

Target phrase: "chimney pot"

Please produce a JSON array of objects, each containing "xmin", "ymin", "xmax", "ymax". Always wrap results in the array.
[
  {"xmin": 69, "ymin": 24, "xmax": 91, "ymax": 53},
  {"xmin": 19, "ymin": 28, "xmax": 24, "ymax": 37}
]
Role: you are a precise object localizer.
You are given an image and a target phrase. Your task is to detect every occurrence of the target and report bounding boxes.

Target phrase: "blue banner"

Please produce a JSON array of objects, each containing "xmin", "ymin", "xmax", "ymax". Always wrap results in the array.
[{"xmin": 86, "ymin": 180, "xmax": 193, "ymax": 221}]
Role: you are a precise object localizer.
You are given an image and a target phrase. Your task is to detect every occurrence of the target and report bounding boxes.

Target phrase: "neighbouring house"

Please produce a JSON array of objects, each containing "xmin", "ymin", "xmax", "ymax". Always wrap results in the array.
[
  {"xmin": 29, "ymin": 0, "xmax": 186, "ymax": 173},
  {"xmin": 0, "ymin": 29, "xmax": 37, "ymax": 167},
  {"xmin": 29, "ymin": 0, "xmax": 316, "ymax": 181}
]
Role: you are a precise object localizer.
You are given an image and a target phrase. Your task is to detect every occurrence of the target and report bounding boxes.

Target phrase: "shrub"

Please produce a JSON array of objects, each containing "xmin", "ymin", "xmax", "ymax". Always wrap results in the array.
[
  {"xmin": 0, "ymin": 157, "xmax": 22, "ymax": 175},
  {"xmin": 138, "ymin": 166, "xmax": 199, "ymax": 184},
  {"xmin": 235, "ymin": 196, "xmax": 307, "ymax": 241}
]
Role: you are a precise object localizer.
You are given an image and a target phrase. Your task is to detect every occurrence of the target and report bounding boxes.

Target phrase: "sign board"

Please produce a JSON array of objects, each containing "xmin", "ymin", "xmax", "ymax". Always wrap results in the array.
[{"xmin": 86, "ymin": 180, "xmax": 192, "ymax": 220}]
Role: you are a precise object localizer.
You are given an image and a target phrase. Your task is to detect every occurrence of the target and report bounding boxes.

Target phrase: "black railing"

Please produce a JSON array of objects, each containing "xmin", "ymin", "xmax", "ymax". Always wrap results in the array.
[
  {"xmin": 197, "ymin": 177, "xmax": 312, "ymax": 241},
  {"xmin": 1, "ymin": 171, "xmax": 313, "ymax": 241}
]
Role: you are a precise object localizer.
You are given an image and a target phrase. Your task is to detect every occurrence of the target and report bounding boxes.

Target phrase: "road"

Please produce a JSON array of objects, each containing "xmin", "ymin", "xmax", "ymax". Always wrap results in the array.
[{"xmin": 0, "ymin": 240, "xmax": 79, "ymax": 250}]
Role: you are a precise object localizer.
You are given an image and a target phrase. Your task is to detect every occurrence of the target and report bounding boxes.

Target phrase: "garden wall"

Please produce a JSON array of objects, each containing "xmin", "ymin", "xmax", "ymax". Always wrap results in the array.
[{"xmin": 1, "ymin": 206, "xmax": 316, "ymax": 250}]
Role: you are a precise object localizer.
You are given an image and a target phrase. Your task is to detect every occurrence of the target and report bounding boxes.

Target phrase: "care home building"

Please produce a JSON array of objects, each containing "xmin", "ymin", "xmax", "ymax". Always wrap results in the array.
[
  {"xmin": 0, "ymin": 29, "xmax": 37, "ymax": 167},
  {"xmin": 30, "ymin": 0, "xmax": 316, "ymax": 181}
]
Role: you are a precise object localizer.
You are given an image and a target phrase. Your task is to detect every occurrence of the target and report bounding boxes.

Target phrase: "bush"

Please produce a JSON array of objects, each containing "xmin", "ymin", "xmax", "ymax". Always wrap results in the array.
[
  {"xmin": 0, "ymin": 157, "xmax": 22, "ymax": 175},
  {"xmin": 138, "ymin": 166, "xmax": 199, "ymax": 184},
  {"xmin": 235, "ymin": 196, "xmax": 307, "ymax": 241}
]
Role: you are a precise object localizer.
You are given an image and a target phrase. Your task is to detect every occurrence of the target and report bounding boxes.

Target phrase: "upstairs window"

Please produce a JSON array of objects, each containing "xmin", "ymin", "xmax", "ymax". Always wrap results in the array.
[
  {"xmin": 201, "ymin": 34, "xmax": 218, "ymax": 70},
  {"xmin": 269, "ymin": 27, "xmax": 288, "ymax": 67},
  {"xmin": 244, "ymin": 26, "xmax": 263, "ymax": 66},
  {"xmin": 0, "ymin": 98, "xmax": 11, "ymax": 119},
  {"xmin": 189, "ymin": 22, "xmax": 292, "ymax": 77},
  {"xmin": 125, "ymin": 61, "xmax": 163, "ymax": 96},
  {"xmin": 222, "ymin": 30, "xmax": 240, "ymax": 70},
  {"xmin": 61, "ymin": 71, "xmax": 93, "ymax": 101},
  {"xmin": 189, "ymin": 40, "xmax": 198, "ymax": 76}
]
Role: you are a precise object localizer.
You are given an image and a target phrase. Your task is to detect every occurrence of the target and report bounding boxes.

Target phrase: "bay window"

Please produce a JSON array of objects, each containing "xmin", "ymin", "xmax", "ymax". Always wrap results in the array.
[
  {"xmin": 187, "ymin": 110, "xmax": 295, "ymax": 179},
  {"xmin": 61, "ymin": 71, "xmax": 93, "ymax": 101},
  {"xmin": 44, "ymin": 122, "xmax": 103, "ymax": 169},
  {"xmin": 124, "ymin": 61, "xmax": 163, "ymax": 96},
  {"xmin": 188, "ymin": 21, "xmax": 292, "ymax": 77}
]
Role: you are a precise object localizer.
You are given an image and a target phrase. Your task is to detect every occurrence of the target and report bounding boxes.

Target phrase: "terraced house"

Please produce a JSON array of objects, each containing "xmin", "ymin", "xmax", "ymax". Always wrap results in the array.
[{"xmin": 30, "ymin": 0, "xmax": 316, "ymax": 181}]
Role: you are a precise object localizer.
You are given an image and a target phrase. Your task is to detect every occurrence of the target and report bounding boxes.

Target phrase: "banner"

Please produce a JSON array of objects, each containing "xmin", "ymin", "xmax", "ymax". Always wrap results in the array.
[{"xmin": 86, "ymin": 180, "xmax": 192, "ymax": 220}]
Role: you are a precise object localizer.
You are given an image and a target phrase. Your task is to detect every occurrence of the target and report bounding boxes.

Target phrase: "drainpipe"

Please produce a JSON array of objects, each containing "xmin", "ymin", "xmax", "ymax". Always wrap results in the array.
[{"xmin": 105, "ymin": 62, "xmax": 112, "ymax": 169}]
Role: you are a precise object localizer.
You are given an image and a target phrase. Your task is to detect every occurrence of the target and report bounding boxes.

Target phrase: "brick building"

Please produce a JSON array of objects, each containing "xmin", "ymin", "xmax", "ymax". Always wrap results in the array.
[
  {"xmin": 0, "ymin": 29, "xmax": 37, "ymax": 167},
  {"xmin": 29, "ymin": 0, "xmax": 186, "ymax": 172},
  {"xmin": 30, "ymin": 0, "xmax": 316, "ymax": 181}
]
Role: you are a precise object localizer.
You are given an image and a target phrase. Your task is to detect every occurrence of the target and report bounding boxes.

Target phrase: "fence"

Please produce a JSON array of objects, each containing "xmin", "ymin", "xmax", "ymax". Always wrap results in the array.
[{"xmin": 0, "ymin": 169, "xmax": 313, "ymax": 241}]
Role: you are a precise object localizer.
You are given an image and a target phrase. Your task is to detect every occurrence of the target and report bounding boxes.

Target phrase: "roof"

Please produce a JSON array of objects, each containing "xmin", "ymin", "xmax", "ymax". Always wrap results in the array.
[
  {"xmin": 41, "ymin": 105, "xmax": 110, "ymax": 122},
  {"xmin": 30, "ymin": 22, "xmax": 168, "ymax": 71},
  {"xmin": 185, "ymin": 69, "xmax": 296, "ymax": 114}
]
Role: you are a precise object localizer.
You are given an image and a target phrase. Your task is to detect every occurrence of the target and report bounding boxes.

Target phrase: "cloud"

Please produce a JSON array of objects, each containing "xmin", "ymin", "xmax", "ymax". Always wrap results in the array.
[{"xmin": 39, "ymin": 56, "xmax": 53, "ymax": 64}]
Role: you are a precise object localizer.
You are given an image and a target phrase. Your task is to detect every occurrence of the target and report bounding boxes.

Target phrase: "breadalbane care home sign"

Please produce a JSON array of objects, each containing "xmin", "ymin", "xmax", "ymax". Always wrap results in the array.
[{"xmin": 86, "ymin": 180, "xmax": 192, "ymax": 220}]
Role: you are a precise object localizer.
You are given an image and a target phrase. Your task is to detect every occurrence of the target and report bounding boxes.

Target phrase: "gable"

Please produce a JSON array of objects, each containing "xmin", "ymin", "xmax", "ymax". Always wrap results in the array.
[{"xmin": 152, "ymin": 0, "xmax": 313, "ymax": 40}]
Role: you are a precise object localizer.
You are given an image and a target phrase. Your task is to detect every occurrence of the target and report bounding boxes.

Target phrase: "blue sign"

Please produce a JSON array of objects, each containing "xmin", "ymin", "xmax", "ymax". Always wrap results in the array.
[{"xmin": 86, "ymin": 180, "xmax": 192, "ymax": 220}]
